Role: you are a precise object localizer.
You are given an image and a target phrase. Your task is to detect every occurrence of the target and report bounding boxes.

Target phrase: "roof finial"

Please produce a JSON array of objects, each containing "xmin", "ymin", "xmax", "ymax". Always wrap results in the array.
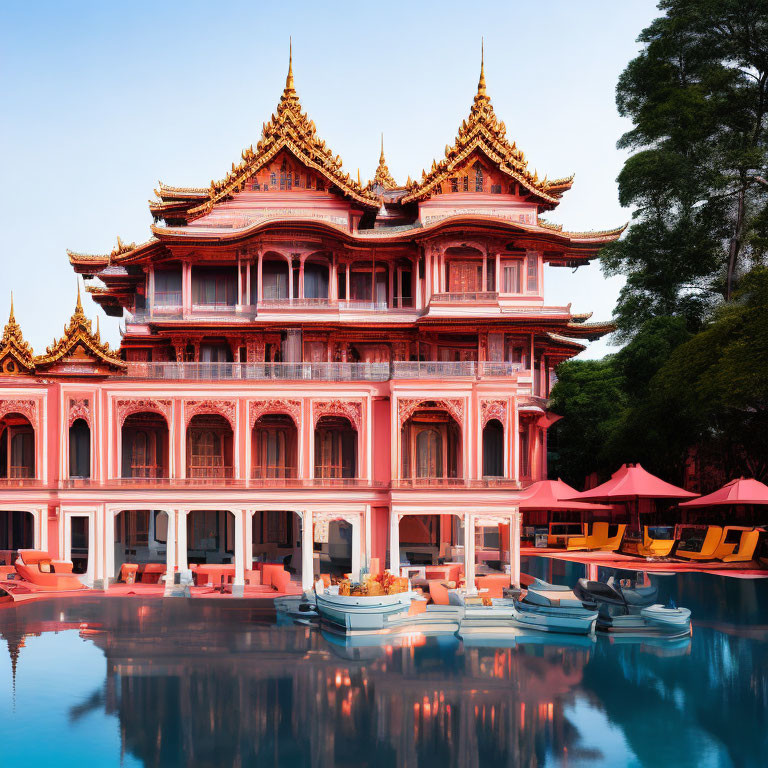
[
  {"xmin": 380, "ymin": 133, "xmax": 386, "ymax": 164},
  {"xmin": 478, "ymin": 38, "xmax": 486, "ymax": 97},
  {"xmin": 76, "ymin": 280, "xmax": 83, "ymax": 313},
  {"xmin": 9, "ymin": 292, "xmax": 14, "ymax": 323},
  {"xmin": 285, "ymin": 37, "xmax": 295, "ymax": 93}
]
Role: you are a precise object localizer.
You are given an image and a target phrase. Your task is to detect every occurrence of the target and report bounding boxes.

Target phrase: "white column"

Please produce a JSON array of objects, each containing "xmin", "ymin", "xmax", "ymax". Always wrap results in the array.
[
  {"xmin": 165, "ymin": 509, "xmax": 177, "ymax": 575},
  {"xmin": 244, "ymin": 510, "xmax": 253, "ymax": 574},
  {"xmin": 512, "ymin": 400, "xmax": 520, "ymax": 483},
  {"xmin": 389, "ymin": 511, "xmax": 400, "ymax": 572},
  {"xmin": 301, "ymin": 509, "xmax": 314, "ymax": 591},
  {"xmin": 148, "ymin": 266, "xmax": 155, "ymax": 317},
  {"xmin": 495, "ymin": 252, "xmax": 501, "ymax": 293},
  {"xmin": 257, "ymin": 252, "xmax": 264, "ymax": 303},
  {"xmin": 511, "ymin": 508, "xmax": 521, "ymax": 588},
  {"xmin": 465, "ymin": 513, "xmax": 476, "ymax": 593},
  {"xmin": 86, "ymin": 513, "xmax": 96, "ymax": 587},
  {"xmin": 350, "ymin": 517, "xmax": 361, "ymax": 581},
  {"xmin": 364, "ymin": 504, "xmax": 372, "ymax": 570},
  {"xmin": 233, "ymin": 509, "xmax": 244, "ymax": 589},
  {"xmin": 177, "ymin": 510, "xmax": 188, "ymax": 571},
  {"xmin": 237, "ymin": 253, "xmax": 243, "ymax": 308}
]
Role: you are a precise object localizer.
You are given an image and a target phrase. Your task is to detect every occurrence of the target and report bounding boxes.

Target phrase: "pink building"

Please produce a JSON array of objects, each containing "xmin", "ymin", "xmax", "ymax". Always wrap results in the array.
[{"xmin": 0, "ymin": 53, "xmax": 620, "ymax": 592}]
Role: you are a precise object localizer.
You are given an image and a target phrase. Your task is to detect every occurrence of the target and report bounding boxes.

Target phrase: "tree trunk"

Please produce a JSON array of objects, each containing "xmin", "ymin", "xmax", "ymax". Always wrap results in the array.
[{"xmin": 726, "ymin": 183, "xmax": 746, "ymax": 300}]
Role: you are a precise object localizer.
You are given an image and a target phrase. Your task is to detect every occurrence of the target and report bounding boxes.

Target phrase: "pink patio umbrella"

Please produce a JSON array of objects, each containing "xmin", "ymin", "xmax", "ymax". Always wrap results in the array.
[
  {"xmin": 518, "ymin": 479, "xmax": 613, "ymax": 513},
  {"xmin": 678, "ymin": 477, "xmax": 768, "ymax": 507},
  {"xmin": 564, "ymin": 463, "xmax": 698, "ymax": 531}
]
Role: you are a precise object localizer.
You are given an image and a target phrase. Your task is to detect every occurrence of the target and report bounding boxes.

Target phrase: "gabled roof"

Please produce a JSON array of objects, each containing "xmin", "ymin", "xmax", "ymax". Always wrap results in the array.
[
  {"xmin": 400, "ymin": 47, "xmax": 573, "ymax": 208},
  {"xmin": 33, "ymin": 287, "xmax": 125, "ymax": 373},
  {"xmin": 175, "ymin": 45, "xmax": 379, "ymax": 218},
  {"xmin": 0, "ymin": 294, "xmax": 35, "ymax": 375}
]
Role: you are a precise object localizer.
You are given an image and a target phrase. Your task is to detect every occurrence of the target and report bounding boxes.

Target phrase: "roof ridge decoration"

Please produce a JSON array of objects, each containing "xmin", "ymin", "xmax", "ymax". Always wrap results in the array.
[
  {"xmin": 368, "ymin": 134, "xmax": 399, "ymax": 191},
  {"xmin": 67, "ymin": 237, "xmax": 159, "ymax": 266},
  {"xmin": 185, "ymin": 41, "xmax": 380, "ymax": 216},
  {"xmin": 400, "ymin": 43, "xmax": 574, "ymax": 206},
  {"xmin": 33, "ymin": 284, "xmax": 125, "ymax": 371},
  {"xmin": 0, "ymin": 293, "xmax": 35, "ymax": 375}
]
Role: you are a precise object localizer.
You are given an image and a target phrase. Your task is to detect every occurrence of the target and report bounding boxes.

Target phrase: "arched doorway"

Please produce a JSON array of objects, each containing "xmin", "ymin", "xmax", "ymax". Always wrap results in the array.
[
  {"xmin": 114, "ymin": 510, "xmax": 169, "ymax": 579},
  {"xmin": 0, "ymin": 413, "xmax": 35, "ymax": 479},
  {"xmin": 187, "ymin": 510, "xmax": 235, "ymax": 565},
  {"xmin": 259, "ymin": 256, "xmax": 290, "ymax": 301},
  {"xmin": 121, "ymin": 412, "xmax": 169, "ymax": 479},
  {"xmin": 313, "ymin": 518, "xmax": 353, "ymax": 578},
  {"xmin": 302, "ymin": 259, "xmax": 329, "ymax": 299},
  {"xmin": 251, "ymin": 415, "xmax": 298, "ymax": 479},
  {"xmin": 314, "ymin": 416, "xmax": 357, "ymax": 479},
  {"xmin": 401, "ymin": 405, "xmax": 461, "ymax": 481},
  {"xmin": 0, "ymin": 510, "xmax": 34, "ymax": 564},
  {"xmin": 252, "ymin": 510, "xmax": 302, "ymax": 580},
  {"xmin": 186, "ymin": 414, "xmax": 234, "ymax": 479},
  {"xmin": 482, "ymin": 419, "xmax": 504, "ymax": 477},
  {"xmin": 69, "ymin": 418, "xmax": 90, "ymax": 479}
]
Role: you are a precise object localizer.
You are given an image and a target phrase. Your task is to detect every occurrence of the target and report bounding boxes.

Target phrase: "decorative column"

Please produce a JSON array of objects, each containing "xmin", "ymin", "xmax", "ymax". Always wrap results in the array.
[
  {"xmin": 245, "ymin": 260, "xmax": 251, "ymax": 308},
  {"xmin": 414, "ymin": 256, "xmax": 422, "ymax": 310},
  {"xmin": 257, "ymin": 250, "xmax": 264, "ymax": 303},
  {"xmin": 482, "ymin": 252, "xmax": 488, "ymax": 291},
  {"xmin": 364, "ymin": 504, "xmax": 372, "ymax": 570},
  {"xmin": 299, "ymin": 255, "xmax": 306, "ymax": 299},
  {"xmin": 301, "ymin": 509, "xmax": 314, "ymax": 590},
  {"xmin": 465, "ymin": 513, "xmax": 476, "ymax": 593},
  {"xmin": 237, "ymin": 252, "xmax": 243, "ymax": 308},
  {"xmin": 389, "ymin": 511, "xmax": 400, "ymax": 572},
  {"xmin": 512, "ymin": 400, "xmax": 520, "ymax": 483},
  {"xmin": 388, "ymin": 261, "xmax": 394, "ymax": 307},
  {"xmin": 244, "ymin": 510, "xmax": 253, "ymax": 573},
  {"xmin": 330, "ymin": 253, "xmax": 338, "ymax": 301},
  {"xmin": 288, "ymin": 256, "xmax": 294, "ymax": 300},
  {"xmin": 182, "ymin": 262, "xmax": 192, "ymax": 312},
  {"xmin": 345, "ymin": 263, "xmax": 351, "ymax": 301},
  {"xmin": 148, "ymin": 266, "xmax": 155, "ymax": 317},
  {"xmin": 165, "ymin": 509, "xmax": 177, "ymax": 574}
]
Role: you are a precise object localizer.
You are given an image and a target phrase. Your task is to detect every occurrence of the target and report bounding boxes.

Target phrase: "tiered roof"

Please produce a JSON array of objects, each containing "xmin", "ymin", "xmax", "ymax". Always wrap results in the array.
[
  {"xmin": 400, "ymin": 47, "xmax": 573, "ymax": 208},
  {"xmin": 367, "ymin": 135, "xmax": 399, "ymax": 192},
  {"xmin": 0, "ymin": 295, "xmax": 34, "ymax": 375}
]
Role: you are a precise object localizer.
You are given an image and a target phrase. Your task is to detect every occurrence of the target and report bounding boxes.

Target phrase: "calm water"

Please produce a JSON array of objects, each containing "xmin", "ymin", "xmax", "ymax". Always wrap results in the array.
[{"xmin": 1, "ymin": 558, "xmax": 766, "ymax": 768}]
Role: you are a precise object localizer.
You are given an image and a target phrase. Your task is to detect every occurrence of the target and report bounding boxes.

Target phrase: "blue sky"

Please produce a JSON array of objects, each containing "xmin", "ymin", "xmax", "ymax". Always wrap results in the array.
[{"xmin": 0, "ymin": 0, "xmax": 660, "ymax": 358}]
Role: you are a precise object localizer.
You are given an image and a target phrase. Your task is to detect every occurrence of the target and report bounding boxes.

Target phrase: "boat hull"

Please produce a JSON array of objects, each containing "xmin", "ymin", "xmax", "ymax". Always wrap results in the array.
[{"xmin": 315, "ymin": 591, "xmax": 416, "ymax": 631}]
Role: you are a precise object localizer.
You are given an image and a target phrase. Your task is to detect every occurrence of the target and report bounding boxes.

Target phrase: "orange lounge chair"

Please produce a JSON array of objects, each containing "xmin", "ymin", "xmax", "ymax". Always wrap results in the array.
[
  {"xmin": 14, "ymin": 550, "xmax": 85, "ymax": 591},
  {"xmin": 427, "ymin": 580, "xmax": 451, "ymax": 605},
  {"xmin": 594, "ymin": 524, "xmax": 626, "ymax": 552},
  {"xmin": 475, "ymin": 574, "xmax": 509, "ymax": 598},
  {"xmin": 715, "ymin": 527, "xmax": 760, "ymax": 563},
  {"xmin": 637, "ymin": 527, "xmax": 675, "ymax": 558},
  {"xmin": 565, "ymin": 528, "xmax": 589, "ymax": 551},
  {"xmin": 677, "ymin": 526, "xmax": 723, "ymax": 561}
]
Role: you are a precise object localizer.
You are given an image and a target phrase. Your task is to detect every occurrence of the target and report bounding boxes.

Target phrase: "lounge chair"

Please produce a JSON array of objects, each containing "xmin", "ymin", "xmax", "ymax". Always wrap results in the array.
[
  {"xmin": 595, "ymin": 524, "xmax": 626, "ymax": 551},
  {"xmin": 14, "ymin": 550, "xmax": 85, "ymax": 591},
  {"xmin": 637, "ymin": 526, "xmax": 675, "ymax": 558},
  {"xmin": 676, "ymin": 525, "xmax": 723, "ymax": 560},
  {"xmin": 715, "ymin": 528, "xmax": 760, "ymax": 563},
  {"xmin": 427, "ymin": 580, "xmax": 451, "ymax": 605},
  {"xmin": 475, "ymin": 574, "xmax": 509, "ymax": 598},
  {"xmin": 565, "ymin": 528, "xmax": 589, "ymax": 551}
]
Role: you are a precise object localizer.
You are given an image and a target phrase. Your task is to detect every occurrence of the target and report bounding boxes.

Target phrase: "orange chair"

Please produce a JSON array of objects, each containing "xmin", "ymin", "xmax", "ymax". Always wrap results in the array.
[
  {"xmin": 475, "ymin": 574, "xmax": 509, "ymax": 598},
  {"xmin": 715, "ymin": 527, "xmax": 760, "ymax": 563},
  {"xmin": 261, "ymin": 563, "xmax": 285, "ymax": 588},
  {"xmin": 427, "ymin": 580, "xmax": 451, "ymax": 605},
  {"xmin": 244, "ymin": 569, "xmax": 261, "ymax": 586},
  {"xmin": 271, "ymin": 569, "xmax": 291, "ymax": 593},
  {"xmin": 14, "ymin": 550, "xmax": 85, "ymax": 591},
  {"xmin": 637, "ymin": 527, "xmax": 676, "ymax": 558},
  {"xmin": 120, "ymin": 563, "xmax": 139, "ymax": 584},
  {"xmin": 677, "ymin": 526, "xmax": 723, "ymax": 561}
]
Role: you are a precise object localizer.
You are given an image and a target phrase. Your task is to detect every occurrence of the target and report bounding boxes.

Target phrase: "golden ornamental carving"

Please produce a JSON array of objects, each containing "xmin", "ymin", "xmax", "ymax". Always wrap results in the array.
[
  {"xmin": 116, "ymin": 398, "xmax": 172, "ymax": 427},
  {"xmin": 481, "ymin": 399, "xmax": 507, "ymax": 427},
  {"xmin": 0, "ymin": 295, "xmax": 35, "ymax": 375},
  {"xmin": 33, "ymin": 288, "xmax": 125, "ymax": 371},
  {"xmin": 401, "ymin": 46, "xmax": 573, "ymax": 206},
  {"xmin": 68, "ymin": 397, "xmax": 92, "ymax": 427},
  {"xmin": 398, "ymin": 398, "xmax": 465, "ymax": 427},
  {"xmin": 312, "ymin": 399, "xmax": 363, "ymax": 431},
  {"xmin": 249, "ymin": 399, "xmax": 302, "ymax": 429},
  {"xmin": 186, "ymin": 44, "xmax": 379, "ymax": 217},
  {"xmin": 185, "ymin": 399, "xmax": 237, "ymax": 427}
]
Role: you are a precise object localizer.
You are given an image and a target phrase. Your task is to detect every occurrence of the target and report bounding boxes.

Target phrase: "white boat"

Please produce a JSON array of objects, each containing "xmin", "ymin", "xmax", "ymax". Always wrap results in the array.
[
  {"xmin": 460, "ymin": 598, "xmax": 598, "ymax": 636},
  {"xmin": 315, "ymin": 589, "xmax": 417, "ymax": 631}
]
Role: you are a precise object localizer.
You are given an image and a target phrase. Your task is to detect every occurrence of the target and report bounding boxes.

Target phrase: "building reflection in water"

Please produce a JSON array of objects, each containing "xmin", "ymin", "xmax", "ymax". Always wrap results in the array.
[{"xmin": 1, "ymin": 591, "xmax": 766, "ymax": 768}]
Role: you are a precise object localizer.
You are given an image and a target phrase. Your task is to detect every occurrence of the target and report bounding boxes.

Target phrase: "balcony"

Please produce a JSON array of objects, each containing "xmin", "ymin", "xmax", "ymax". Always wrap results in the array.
[
  {"xmin": 430, "ymin": 292, "xmax": 498, "ymax": 303},
  {"xmin": 393, "ymin": 478, "xmax": 522, "ymax": 489},
  {"xmin": 124, "ymin": 361, "xmax": 522, "ymax": 381}
]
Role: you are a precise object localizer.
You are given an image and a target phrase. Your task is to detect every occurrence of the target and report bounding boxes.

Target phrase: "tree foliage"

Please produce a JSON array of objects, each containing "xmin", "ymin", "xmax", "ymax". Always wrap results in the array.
[{"xmin": 602, "ymin": 0, "xmax": 768, "ymax": 338}]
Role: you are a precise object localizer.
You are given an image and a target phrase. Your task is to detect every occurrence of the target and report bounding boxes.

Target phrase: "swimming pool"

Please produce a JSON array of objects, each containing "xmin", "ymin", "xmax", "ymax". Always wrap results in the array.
[{"xmin": 0, "ymin": 558, "xmax": 765, "ymax": 767}]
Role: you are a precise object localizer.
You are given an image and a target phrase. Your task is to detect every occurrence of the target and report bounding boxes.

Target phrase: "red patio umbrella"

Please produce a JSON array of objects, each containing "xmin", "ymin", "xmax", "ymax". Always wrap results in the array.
[
  {"xmin": 519, "ymin": 479, "xmax": 613, "ymax": 512},
  {"xmin": 564, "ymin": 463, "xmax": 698, "ymax": 532},
  {"xmin": 679, "ymin": 477, "xmax": 768, "ymax": 507}
]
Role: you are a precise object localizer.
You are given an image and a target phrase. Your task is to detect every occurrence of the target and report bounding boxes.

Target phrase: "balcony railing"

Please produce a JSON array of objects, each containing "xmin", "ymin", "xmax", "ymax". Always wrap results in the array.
[
  {"xmin": 431, "ymin": 292, "xmax": 499, "ymax": 303},
  {"xmin": 124, "ymin": 361, "xmax": 523, "ymax": 381},
  {"xmin": 393, "ymin": 478, "xmax": 522, "ymax": 489},
  {"xmin": 251, "ymin": 466, "xmax": 297, "ymax": 479},
  {"xmin": 9, "ymin": 466, "xmax": 34, "ymax": 478},
  {"xmin": 186, "ymin": 463, "xmax": 235, "ymax": 480}
]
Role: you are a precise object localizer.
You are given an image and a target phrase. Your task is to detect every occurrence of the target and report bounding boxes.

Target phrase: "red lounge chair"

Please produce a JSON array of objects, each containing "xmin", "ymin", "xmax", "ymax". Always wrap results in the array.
[
  {"xmin": 15, "ymin": 550, "xmax": 85, "ymax": 591},
  {"xmin": 427, "ymin": 580, "xmax": 451, "ymax": 605},
  {"xmin": 271, "ymin": 569, "xmax": 291, "ymax": 592}
]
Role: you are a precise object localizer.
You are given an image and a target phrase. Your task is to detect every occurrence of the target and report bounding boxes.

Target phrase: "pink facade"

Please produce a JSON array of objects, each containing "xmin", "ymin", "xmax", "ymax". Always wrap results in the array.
[{"xmin": 0, "ymin": 54, "xmax": 621, "ymax": 591}]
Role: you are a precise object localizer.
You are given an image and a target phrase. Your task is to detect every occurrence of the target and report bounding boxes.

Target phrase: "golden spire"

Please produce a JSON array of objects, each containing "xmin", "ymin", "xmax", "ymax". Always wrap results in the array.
[
  {"xmin": 285, "ymin": 37, "xmax": 295, "ymax": 95},
  {"xmin": 8, "ymin": 291, "xmax": 14, "ymax": 323},
  {"xmin": 380, "ymin": 133, "xmax": 386, "ymax": 165},
  {"xmin": 76, "ymin": 280, "xmax": 83, "ymax": 313},
  {"xmin": 370, "ymin": 133, "xmax": 398, "ymax": 190},
  {"xmin": 0, "ymin": 292, "xmax": 34, "ymax": 373},
  {"xmin": 478, "ymin": 38, "xmax": 486, "ymax": 98}
]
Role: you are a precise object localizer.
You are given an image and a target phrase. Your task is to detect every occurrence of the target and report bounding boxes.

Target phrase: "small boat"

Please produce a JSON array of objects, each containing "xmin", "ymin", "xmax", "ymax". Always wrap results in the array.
[
  {"xmin": 315, "ymin": 588, "xmax": 417, "ymax": 631},
  {"xmin": 573, "ymin": 575, "xmax": 658, "ymax": 608}
]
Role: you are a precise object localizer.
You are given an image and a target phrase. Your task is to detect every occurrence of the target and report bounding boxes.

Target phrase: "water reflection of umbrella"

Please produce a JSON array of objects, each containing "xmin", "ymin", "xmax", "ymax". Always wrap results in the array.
[{"xmin": 565, "ymin": 463, "xmax": 698, "ymax": 531}]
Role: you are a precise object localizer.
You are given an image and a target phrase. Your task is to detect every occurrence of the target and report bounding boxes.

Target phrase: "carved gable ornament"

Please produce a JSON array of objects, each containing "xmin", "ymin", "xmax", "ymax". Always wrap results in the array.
[{"xmin": 0, "ymin": 297, "xmax": 34, "ymax": 376}]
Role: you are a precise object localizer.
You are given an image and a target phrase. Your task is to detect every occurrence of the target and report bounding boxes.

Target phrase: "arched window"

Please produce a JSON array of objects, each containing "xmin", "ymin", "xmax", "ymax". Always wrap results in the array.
[
  {"xmin": 68, "ymin": 418, "xmax": 90, "ymax": 478},
  {"xmin": 474, "ymin": 161, "xmax": 484, "ymax": 192},
  {"xmin": 482, "ymin": 419, "xmax": 504, "ymax": 477},
  {"xmin": 314, "ymin": 417, "xmax": 357, "ymax": 479}
]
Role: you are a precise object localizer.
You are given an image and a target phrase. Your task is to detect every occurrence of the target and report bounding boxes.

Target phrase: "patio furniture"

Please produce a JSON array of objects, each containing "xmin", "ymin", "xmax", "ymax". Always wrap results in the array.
[
  {"xmin": 401, "ymin": 565, "xmax": 426, "ymax": 580},
  {"xmin": 714, "ymin": 527, "xmax": 760, "ymax": 563},
  {"xmin": 427, "ymin": 580, "xmax": 451, "ymax": 605},
  {"xmin": 424, "ymin": 564, "xmax": 461, "ymax": 583},
  {"xmin": 637, "ymin": 526, "xmax": 676, "ymax": 557},
  {"xmin": 194, "ymin": 564, "xmax": 235, "ymax": 587},
  {"xmin": 677, "ymin": 525, "xmax": 723, "ymax": 561},
  {"xmin": 475, "ymin": 574, "xmax": 509, "ymax": 598},
  {"xmin": 120, "ymin": 563, "xmax": 139, "ymax": 584}
]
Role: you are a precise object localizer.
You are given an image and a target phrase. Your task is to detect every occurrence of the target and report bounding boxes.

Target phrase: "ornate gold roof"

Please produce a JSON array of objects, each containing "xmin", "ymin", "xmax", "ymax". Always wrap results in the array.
[
  {"xmin": 0, "ymin": 294, "xmax": 35, "ymax": 375},
  {"xmin": 368, "ymin": 134, "xmax": 399, "ymax": 191},
  {"xmin": 401, "ymin": 46, "xmax": 573, "ymax": 207},
  {"xmin": 185, "ymin": 43, "xmax": 379, "ymax": 216},
  {"xmin": 33, "ymin": 286, "xmax": 125, "ymax": 371}
]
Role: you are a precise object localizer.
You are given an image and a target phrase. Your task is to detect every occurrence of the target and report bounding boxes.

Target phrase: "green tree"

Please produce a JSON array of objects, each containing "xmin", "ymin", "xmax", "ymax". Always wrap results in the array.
[{"xmin": 602, "ymin": 0, "xmax": 768, "ymax": 338}]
